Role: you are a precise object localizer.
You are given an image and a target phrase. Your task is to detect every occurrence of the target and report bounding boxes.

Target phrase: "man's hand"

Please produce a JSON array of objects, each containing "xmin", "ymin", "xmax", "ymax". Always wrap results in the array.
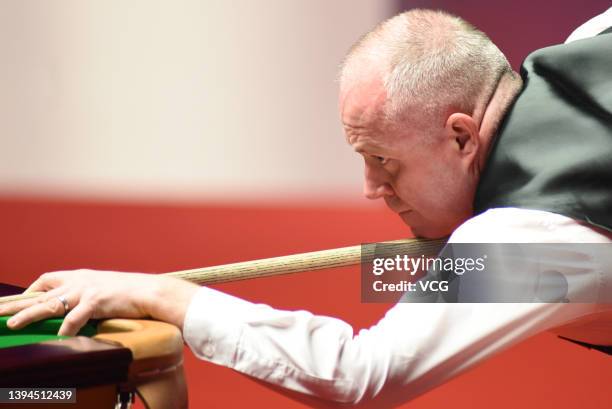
[{"xmin": 0, "ymin": 270, "xmax": 200, "ymax": 336}]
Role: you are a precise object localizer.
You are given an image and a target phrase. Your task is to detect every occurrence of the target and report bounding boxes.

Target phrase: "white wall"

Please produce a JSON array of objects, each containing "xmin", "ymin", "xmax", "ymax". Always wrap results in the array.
[{"xmin": 0, "ymin": 0, "xmax": 394, "ymax": 203}]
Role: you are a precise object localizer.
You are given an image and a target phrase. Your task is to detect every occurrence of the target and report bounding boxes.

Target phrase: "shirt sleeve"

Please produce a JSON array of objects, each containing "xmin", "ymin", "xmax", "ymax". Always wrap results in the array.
[
  {"xmin": 565, "ymin": 6, "xmax": 612, "ymax": 43},
  {"xmin": 182, "ymin": 208, "xmax": 612, "ymax": 404}
]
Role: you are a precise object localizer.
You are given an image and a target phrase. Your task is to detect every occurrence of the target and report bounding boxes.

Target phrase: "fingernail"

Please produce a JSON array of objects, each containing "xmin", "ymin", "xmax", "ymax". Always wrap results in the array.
[{"xmin": 7, "ymin": 317, "xmax": 18, "ymax": 327}]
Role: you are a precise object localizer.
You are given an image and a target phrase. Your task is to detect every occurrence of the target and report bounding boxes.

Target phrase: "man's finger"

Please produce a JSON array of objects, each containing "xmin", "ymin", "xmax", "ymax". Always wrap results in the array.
[
  {"xmin": 7, "ymin": 291, "xmax": 72, "ymax": 330},
  {"xmin": 58, "ymin": 301, "xmax": 94, "ymax": 336},
  {"xmin": 26, "ymin": 272, "xmax": 63, "ymax": 293},
  {"xmin": 0, "ymin": 286, "xmax": 64, "ymax": 316},
  {"xmin": 0, "ymin": 297, "xmax": 38, "ymax": 316}
]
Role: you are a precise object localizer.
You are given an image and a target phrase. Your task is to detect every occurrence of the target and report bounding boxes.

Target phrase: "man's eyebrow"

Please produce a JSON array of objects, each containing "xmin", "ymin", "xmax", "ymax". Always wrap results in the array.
[
  {"xmin": 352, "ymin": 141, "xmax": 379, "ymax": 153},
  {"xmin": 343, "ymin": 121, "xmax": 365, "ymax": 130}
]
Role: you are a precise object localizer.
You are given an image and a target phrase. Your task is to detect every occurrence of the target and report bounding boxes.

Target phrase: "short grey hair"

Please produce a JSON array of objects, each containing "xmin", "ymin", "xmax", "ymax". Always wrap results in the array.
[{"xmin": 340, "ymin": 9, "xmax": 513, "ymax": 124}]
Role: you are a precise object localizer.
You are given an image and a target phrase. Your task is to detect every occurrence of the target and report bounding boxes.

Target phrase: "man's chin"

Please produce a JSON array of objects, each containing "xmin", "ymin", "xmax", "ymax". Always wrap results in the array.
[
  {"xmin": 411, "ymin": 228, "xmax": 447, "ymax": 239},
  {"xmin": 399, "ymin": 212, "xmax": 451, "ymax": 239}
]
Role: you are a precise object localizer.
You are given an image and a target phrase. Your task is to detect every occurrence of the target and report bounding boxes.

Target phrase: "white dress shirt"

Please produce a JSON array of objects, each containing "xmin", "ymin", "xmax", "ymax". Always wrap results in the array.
[
  {"xmin": 183, "ymin": 10, "xmax": 612, "ymax": 405},
  {"xmin": 184, "ymin": 209, "xmax": 612, "ymax": 404},
  {"xmin": 565, "ymin": 6, "xmax": 612, "ymax": 43}
]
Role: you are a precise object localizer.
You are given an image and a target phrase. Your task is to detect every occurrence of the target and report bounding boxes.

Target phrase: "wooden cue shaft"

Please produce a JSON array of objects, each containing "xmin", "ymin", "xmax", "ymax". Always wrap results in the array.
[
  {"xmin": 0, "ymin": 237, "xmax": 446, "ymax": 304},
  {"xmin": 166, "ymin": 237, "xmax": 445, "ymax": 284},
  {"xmin": 0, "ymin": 292, "xmax": 41, "ymax": 304}
]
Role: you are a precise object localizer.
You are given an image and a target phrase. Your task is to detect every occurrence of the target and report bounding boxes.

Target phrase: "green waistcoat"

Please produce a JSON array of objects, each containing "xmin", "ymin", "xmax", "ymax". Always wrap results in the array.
[{"xmin": 474, "ymin": 29, "xmax": 612, "ymax": 233}]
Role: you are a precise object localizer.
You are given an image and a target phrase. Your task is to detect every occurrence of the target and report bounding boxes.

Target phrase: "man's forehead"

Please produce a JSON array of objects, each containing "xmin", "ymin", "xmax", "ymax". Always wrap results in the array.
[{"xmin": 340, "ymin": 72, "xmax": 387, "ymax": 126}]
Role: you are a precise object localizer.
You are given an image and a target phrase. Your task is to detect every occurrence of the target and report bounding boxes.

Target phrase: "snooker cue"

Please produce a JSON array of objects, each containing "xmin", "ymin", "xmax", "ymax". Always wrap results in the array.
[{"xmin": 0, "ymin": 237, "xmax": 446, "ymax": 304}]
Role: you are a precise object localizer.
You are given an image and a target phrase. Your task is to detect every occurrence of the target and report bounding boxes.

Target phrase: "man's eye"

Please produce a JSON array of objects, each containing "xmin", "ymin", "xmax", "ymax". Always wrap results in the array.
[{"xmin": 374, "ymin": 156, "xmax": 388, "ymax": 165}]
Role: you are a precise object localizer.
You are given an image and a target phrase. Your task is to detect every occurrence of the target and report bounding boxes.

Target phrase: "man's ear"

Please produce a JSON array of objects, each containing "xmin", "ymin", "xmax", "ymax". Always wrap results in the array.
[{"xmin": 445, "ymin": 113, "xmax": 480, "ymax": 156}]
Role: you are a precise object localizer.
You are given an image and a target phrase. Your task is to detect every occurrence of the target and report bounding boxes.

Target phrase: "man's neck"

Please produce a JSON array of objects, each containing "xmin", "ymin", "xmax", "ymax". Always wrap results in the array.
[{"xmin": 476, "ymin": 72, "xmax": 523, "ymax": 171}]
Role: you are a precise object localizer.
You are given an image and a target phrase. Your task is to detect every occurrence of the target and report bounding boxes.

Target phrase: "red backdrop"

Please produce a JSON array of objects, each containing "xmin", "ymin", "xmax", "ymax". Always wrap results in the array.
[
  {"xmin": 0, "ymin": 197, "xmax": 610, "ymax": 408},
  {"xmin": 397, "ymin": 0, "xmax": 612, "ymax": 70}
]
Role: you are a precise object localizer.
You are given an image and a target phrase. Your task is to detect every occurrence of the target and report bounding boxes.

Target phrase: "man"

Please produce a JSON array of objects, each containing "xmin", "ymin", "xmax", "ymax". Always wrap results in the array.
[
  {"xmin": 1, "ymin": 8, "xmax": 611, "ymax": 406},
  {"xmin": 339, "ymin": 9, "xmax": 521, "ymax": 239}
]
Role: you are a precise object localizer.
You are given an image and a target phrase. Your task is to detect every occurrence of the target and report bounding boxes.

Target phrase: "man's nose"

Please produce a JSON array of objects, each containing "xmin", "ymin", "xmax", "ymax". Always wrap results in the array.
[{"xmin": 363, "ymin": 165, "xmax": 393, "ymax": 200}]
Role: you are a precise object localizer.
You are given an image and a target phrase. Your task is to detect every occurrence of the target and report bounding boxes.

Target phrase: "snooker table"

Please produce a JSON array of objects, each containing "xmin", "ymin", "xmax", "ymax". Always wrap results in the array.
[{"xmin": 0, "ymin": 286, "xmax": 187, "ymax": 409}]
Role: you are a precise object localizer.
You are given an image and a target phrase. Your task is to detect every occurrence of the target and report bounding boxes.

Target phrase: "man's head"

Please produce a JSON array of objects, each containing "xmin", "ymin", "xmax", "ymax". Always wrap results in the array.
[{"xmin": 339, "ymin": 9, "xmax": 519, "ymax": 238}]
